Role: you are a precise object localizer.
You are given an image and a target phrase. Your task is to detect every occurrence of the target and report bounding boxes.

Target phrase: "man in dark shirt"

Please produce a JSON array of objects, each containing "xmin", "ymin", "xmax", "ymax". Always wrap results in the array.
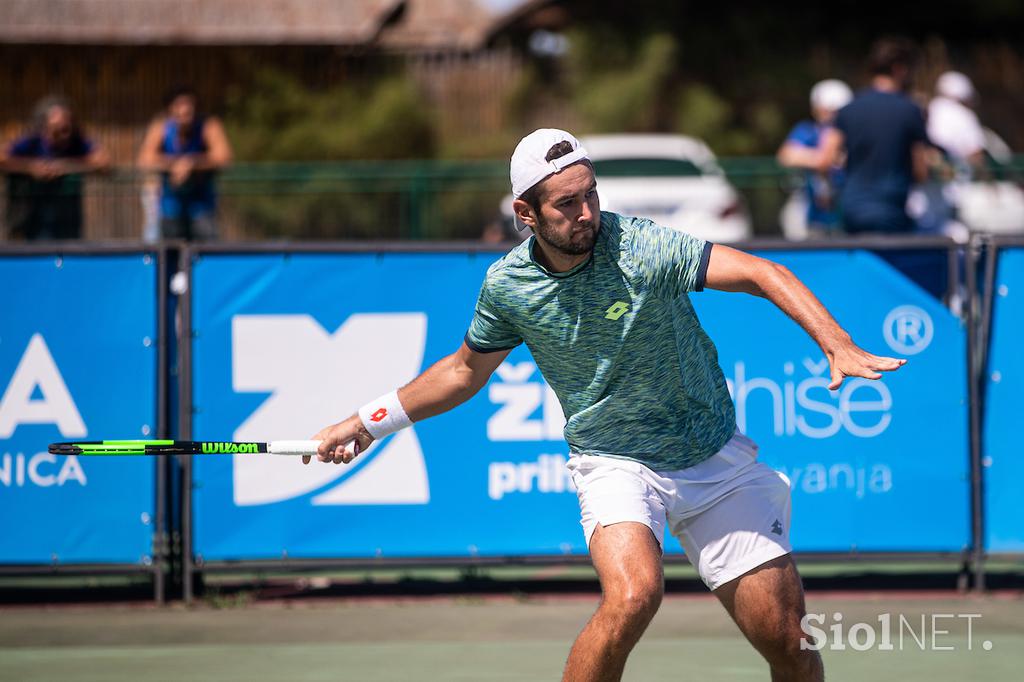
[
  {"xmin": 0, "ymin": 97, "xmax": 110, "ymax": 240},
  {"xmin": 816, "ymin": 38, "xmax": 930, "ymax": 233}
]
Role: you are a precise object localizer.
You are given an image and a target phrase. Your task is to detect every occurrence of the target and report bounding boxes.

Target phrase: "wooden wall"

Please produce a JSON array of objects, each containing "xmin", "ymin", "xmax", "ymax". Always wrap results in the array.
[{"xmin": 0, "ymin": 44, "xmax": 525, "ymax": 240}]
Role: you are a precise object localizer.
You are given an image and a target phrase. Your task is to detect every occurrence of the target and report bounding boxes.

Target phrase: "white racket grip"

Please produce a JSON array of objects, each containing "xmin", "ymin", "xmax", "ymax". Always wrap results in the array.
[{"xmin": 268, "ymin": 440, "xmax": 358, "ymax": 457}]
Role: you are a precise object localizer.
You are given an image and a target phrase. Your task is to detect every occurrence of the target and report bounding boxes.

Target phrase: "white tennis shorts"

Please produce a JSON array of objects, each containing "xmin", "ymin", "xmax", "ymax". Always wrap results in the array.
[{"xmin": 566, "ymin": 431, "xmax": 792, "ymax": 591}]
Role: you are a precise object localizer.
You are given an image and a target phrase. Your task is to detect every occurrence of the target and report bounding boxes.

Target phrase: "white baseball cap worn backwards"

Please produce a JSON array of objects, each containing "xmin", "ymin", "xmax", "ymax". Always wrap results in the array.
[{"xmin": 510, "ymin": 128, "xmax": 590, "ymax": 199}]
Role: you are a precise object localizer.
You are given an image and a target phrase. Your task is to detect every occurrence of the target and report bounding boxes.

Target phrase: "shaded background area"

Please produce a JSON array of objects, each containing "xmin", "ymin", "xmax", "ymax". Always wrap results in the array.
[{"xmin": 1, "ymin": 0, "xmax": 1022, "ymax": 239}]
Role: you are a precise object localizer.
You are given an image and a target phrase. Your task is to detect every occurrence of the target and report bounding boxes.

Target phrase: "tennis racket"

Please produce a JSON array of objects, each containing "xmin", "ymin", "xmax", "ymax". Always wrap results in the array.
[{"xmin": 48, "ymin": 439, "xmax": 358, "ymax": 457}]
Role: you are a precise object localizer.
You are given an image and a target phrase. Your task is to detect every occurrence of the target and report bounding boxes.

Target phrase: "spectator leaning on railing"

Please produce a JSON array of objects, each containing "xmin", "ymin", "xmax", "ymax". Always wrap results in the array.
[
  {"xmin": 0, "ymin": 96, "xmax": 110, "ymax": 240},
  {"xmin": 137, "ymin": 86, "xmax": 232, "ymax": 241}
]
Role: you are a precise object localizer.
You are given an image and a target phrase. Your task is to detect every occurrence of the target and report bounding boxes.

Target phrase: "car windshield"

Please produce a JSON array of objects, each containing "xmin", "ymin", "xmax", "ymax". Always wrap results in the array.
[{"xmin": 591, "ymin": 158, "xmax": 704, "ymax": 177}]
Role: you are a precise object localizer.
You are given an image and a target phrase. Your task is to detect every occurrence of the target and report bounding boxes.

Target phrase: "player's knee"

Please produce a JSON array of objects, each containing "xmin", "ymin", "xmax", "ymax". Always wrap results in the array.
[
  {"xmin": 761, "ymin": 621, "xmax": 817, "ymax": 671},
  {"xmin": 606, "ymin": 578, "xmax": 663, "ymax": 629}
]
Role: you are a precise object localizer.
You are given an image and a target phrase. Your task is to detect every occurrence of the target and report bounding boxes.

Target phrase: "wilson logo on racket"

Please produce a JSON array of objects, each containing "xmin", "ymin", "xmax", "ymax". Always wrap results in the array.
[
  {"xmin": 370, "ymin": 408, "xmax": 388, "ymax": 422},
  {"xmin": 201, "ymin": 442, "xmax": 260, "ymax": 454}
]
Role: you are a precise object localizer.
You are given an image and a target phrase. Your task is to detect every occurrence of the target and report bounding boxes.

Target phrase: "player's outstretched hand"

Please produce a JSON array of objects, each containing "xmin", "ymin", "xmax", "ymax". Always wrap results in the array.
[
  {"xmin": 303, "ymin": 415, "xmax": 375, "ymax": 465},
  {"xmin": 826, "ymin": 341, "xmax": 906, "ymax": 390}
]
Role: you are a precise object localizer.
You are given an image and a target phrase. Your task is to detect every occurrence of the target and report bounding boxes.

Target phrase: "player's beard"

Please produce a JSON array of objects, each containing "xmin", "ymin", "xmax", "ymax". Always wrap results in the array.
[{"xmin": 534, "ymin": 215, "xmax": 599, "ymax": 256}]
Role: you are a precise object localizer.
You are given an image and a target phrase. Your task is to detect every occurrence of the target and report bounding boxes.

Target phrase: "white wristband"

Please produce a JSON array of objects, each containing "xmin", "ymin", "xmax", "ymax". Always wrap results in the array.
[{"xmin": 358, "ymin": 390, "xmax": 412, "ymax": 440}]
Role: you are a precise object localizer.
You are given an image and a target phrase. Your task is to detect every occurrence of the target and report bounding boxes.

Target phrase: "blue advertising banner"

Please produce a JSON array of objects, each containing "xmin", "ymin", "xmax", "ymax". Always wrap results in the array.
[
  {"xmin": 190, "ymin": 252, "xmax": 582, "ymax": 560},
  {"xmin": 0, "ymin": 254, "xmax": 157, "ymax": 564},
  {"xmin": 983, "ymin": 247, "xmax": 1024, "ymax": 552},
  {"xmin": 694, "ymin": 251, "xmax": 968, "ymax": 552},
  {"xmin": 191, "ymin": 248, "xmax": 968, "ymax": 562}
]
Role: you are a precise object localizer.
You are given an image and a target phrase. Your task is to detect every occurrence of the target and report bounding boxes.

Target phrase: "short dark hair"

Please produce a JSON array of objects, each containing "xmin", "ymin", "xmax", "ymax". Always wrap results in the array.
[
  {"xmin": 163, "ymin": 85, "xmax": 198, "ymax": 108},
  {"xmin": 868, "ymin": 37, "xmax": 917, "ymax": 77},
  {"xmin": 519, "ymin": 140, "xmax": 583, "ymax": 213}
]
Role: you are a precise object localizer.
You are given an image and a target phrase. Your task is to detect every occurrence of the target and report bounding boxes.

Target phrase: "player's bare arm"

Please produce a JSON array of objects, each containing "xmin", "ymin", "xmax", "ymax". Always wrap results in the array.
[
  {"xmin": 704, "ymin": 244, "xmax": 906, "ymax": 389},
  {"xmin": 304, "ymin": 343, "xmax": 511, "ymax": 465}
]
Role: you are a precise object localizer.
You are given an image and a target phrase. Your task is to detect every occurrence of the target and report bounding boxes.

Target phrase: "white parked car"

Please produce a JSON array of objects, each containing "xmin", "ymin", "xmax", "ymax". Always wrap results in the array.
[
  {"xmin": 956, "ymin": 129, "xmax": 1024, "ymax": 235},
  {"xmin": 501, "ymin": 134, "xmax": 752, "ymax": 242}
]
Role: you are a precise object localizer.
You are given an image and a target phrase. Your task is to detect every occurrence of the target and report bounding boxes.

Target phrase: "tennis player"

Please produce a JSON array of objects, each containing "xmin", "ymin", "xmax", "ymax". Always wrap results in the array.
[{"xmin": 306, "ymin": 129, "xmax": 905, "ymax": 682}]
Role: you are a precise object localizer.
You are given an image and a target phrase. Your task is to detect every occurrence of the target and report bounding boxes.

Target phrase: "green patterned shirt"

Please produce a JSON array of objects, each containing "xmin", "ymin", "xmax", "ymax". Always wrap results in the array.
[{"xmin": 466, "ymin": 211, "xmax": 736, "ymax": 470}]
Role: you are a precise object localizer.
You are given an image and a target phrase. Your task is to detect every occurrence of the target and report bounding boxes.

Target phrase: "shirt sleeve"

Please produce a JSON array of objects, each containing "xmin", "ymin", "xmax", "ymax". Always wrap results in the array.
[
  {"xmin": 465, "ymin": 278, "xmax": 523, "ymax": 353},
  {"xmin": 8, "ymin": 137, "xmax": 36, "ymax": 157},
  {"xmin": 962, "ymin": 114, "xmax": 987, "ymax": 157},
  {"xmin": 833, "ymin": 107, "xmax": 847, "ymax": 137},
  {"xmin": 76, "ymin": 137, "xmax": 95, "ymax": 156},
  {"xmin": 628, "ymin": 217, "xmax": 713, "ymax": 299},
  {"xmin": 908, "ymin": 104, "xmax": 928, "ymax": 144},
  {"xmin": 786, "ymin": 121, "xmax": 817, "ymax": 147}
]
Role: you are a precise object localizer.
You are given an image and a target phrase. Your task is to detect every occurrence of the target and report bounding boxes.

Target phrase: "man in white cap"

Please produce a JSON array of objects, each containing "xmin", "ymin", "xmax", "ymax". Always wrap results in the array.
[
  {"xmin": 307, "ymin": 128, "xmax": 906, "ymax": 681},
  {"xmin": 777, "ymin": 79, "xmax": 854, "ymax": 234},
  {"xmin": 928, "ymin": 71, "xmax": 987, "ymax": 177}
]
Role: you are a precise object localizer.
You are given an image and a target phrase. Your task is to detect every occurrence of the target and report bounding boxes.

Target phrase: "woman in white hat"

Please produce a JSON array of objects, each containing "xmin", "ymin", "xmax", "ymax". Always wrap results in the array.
[{"xmin": 777, "ymin": 79, "xmax": 854, "ymax": 236}]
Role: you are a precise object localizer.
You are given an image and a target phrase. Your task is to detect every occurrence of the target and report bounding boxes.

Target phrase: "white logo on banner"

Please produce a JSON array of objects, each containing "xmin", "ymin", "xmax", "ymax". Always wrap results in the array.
[
  {"xmin": 0, "ymin": 452, "xmax": 87, "ymax": 488},
  {"xmin": 0, "ymin": 334, "xmax": 88, "ymax": 488},
  {"xmin": 230, "ymin": 314, "xmax": 430, "ymax": 506},
  {"xmin": 883, "ymin": 305, "xmax": 933, "ymax": 355},
  {"xmin": 484, "ymin": 362, "xmax": 575, "ymax": 501},
  {"xmin": 487, "ymin": 362, "xmax": 565, "ymax": 440},
  {"xmin": 725, "ymin": 359, "xmax": 893, "ymax": 439},
  {"xmin": 0, "ymin": 334, "xmax": 86, "ymax": 438}
]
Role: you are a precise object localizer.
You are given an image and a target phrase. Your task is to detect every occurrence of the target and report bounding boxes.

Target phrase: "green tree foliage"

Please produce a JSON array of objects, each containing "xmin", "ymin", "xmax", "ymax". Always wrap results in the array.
[
  {"xmin": 226, "ymin": 68, "xmax": 436, "ymax": 161},
  {"xmin": 220, "ymin": 68, "xmax": 439, "ymax": 238},
  {"xmin": 510, "ymin": 29, "xmax": 786, "ymax": 156},
  {"xmin": 568, "ymin": 31, "xmax": 678, "ymax": 132}
]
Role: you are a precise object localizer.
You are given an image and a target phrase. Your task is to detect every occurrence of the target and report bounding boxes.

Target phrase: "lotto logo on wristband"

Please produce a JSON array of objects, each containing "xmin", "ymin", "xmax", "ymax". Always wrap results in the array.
[{"xmin": 359, "ymin": 390, "xmax": 413, "ymax": 441}]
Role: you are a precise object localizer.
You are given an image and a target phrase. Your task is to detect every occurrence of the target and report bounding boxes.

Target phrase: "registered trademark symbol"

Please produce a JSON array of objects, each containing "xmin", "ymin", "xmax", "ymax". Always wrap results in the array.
[{"xmin": 883, "ymin": 305, "xmax": 933, "ymax": 355}]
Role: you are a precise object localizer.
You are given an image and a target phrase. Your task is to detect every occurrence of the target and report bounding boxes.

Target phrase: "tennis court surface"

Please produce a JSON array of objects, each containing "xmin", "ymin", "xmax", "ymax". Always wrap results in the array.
[{"xmin": 2, "ymin": 591, "xmax": 1021, "ymax": 681}]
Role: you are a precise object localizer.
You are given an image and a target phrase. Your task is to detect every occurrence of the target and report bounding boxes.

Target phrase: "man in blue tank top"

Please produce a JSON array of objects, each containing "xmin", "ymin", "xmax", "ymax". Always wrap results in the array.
[{"xmin": 138, "ymin": 86, "xmax": 232, "ymax": 240}]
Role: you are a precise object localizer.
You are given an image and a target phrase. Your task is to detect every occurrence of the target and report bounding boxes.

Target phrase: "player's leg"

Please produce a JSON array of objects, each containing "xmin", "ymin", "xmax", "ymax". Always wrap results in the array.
[
  {"xmin": 669, "ymin": 434, "xmax": 821, "ymax": 680},
  {"xmin": 563, "ymin": 455, "xmax": 669, "ymax": 682},
  {"xmin": 563, "ymin": 521, "xmax": 663, "ymax": 682},
  {"xmin": 714, "ymin": 553, "xmax": 823, "ymax": 682}
]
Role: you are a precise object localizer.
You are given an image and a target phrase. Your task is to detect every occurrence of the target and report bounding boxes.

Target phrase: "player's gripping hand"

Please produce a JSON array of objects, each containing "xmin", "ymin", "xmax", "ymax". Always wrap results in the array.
[
  {"xmin": 826, "ymin": 340, "xmax": 906, "ymax": 390},
  {"xmin": 304, "ymin": 415, "xmax": 375, "ymax": 465}
]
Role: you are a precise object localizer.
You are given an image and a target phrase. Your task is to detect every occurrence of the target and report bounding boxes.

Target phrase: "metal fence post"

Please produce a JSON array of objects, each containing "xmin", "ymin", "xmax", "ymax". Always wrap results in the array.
[
  {"xmin": 154, "ymin": 244, "xmax": 168, "ymax": 605},
  {"xmin": 966, "ymin": 234, "xmax": 985, "ymax": 592},
  {"xmin": 178, "ymin": 245, "xmax": 196, "ymax": 604}
]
